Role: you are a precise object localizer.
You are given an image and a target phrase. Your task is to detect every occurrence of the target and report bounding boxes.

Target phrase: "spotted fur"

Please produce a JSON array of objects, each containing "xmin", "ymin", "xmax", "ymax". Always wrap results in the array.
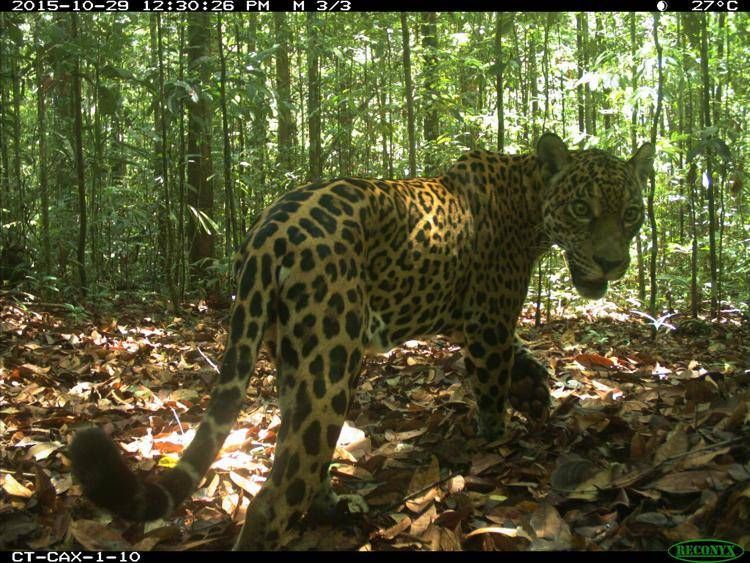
[{"xmin": 69, "ymin": 133, "xmax": 654, "ymax": 549}]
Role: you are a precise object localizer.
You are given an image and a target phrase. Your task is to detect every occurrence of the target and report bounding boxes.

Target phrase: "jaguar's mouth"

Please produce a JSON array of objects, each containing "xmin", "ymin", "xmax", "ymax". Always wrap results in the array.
[{"xmin": 570, "ymin": 270, "xmax": 608, "ymax": 299}]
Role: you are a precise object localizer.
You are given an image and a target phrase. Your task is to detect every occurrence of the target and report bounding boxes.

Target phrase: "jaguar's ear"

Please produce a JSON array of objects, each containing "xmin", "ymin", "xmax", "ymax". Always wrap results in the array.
[
  {"xmin": 629, "ymin": 142, "xmax": 655, "ymax": 181},
  {"xmin": 536, "ymin": 133, "xmax": 571, "ymax": 177}
]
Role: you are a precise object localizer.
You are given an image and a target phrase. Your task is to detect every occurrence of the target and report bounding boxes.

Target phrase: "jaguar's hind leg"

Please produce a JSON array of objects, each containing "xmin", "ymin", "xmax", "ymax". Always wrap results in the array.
[{"xmin": 234, "ymin": 292, "xmax": 365, "ymax": 549}]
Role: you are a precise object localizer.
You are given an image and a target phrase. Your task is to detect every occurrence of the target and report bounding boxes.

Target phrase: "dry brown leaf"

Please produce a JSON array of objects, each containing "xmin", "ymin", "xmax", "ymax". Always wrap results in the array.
[
  {"xmin": 27, "ymin": 441, "xmax": 63, "ymax": 461},
  {"xmin": 435, "ymin": 526, "xmax": 463, "ymax": 551},
  {"xmin": 678, "ymin": 446, "xmax": 732, "ymax": 470},
  {"xmin": 465, "ymin": 525, "xmax": 529, "ymax": 540},
  {"xmin": 331, "ymin": 463, "xmax": 374, "ymax": 481},
  {"xmin": 407, "ymin": 455, "xmax": 441, "ymax": 496},
  {"xmin": 375, "ymin": 515, "xmax": 412, "ymax": 540},
  {"xmin": 2, "ymin": 474, "xmax": 33, "ymax": 498},
  {"xmin": 69, "ymin": 520, "xmax": 133, "ymax": 551},
  {"xmin": 654, "ymin": 423, "xmax": 690, "ymax": 463},
  {"xmin": 650, "ymin": 470, "xmax": 733, "ymax": 494},
  {"xmin": 410, "ymin": 504, "xmax": 437, "ymax": 536},
  {"xmin": 405, "ymin": 487, "xmax": 439, "ymax": 513},
  {"xmin": 575, "ymin": 353, "xmax": 615, "ymax": 369},
  {"xmin": 229, "ymin": 471, "xmax": 262, "ymax": 496},
  {"xmin": 132, "ymin": 536, "xmax": 163, "ymax": 551},
  {"xmin": 630, "ymin": 433, "xmax": 647, "ymax": 460},
  {"xmin": 34, "ymin": 465, "xmax": 57, "ymax": 510},
  {"xmin": 528, "ymin": 504, "xmax": 573, "ymax": 550},
  {"xmin": 550, "ymin": 457, "xmax": 598, "ymax": 492},
  {"xmin": 566, "ymin": 464, "xmax": 622, "ymax": 501},
  {"xmin": 470, "ymin": 452, "xmax": 504, "ymax": 475},
  {"xmin": 385, "ymin": 427, "xmax": 428, "ymax": 442}
]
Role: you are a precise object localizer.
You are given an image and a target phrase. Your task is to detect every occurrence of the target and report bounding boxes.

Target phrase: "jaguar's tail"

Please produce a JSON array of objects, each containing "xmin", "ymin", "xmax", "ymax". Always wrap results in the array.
[{"xmin": 70, "ymin": 252, "xmax": 271, "ymax": 521}]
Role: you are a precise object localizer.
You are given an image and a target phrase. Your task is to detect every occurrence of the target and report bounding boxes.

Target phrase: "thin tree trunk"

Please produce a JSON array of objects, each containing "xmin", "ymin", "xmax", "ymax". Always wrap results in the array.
[
  {"xmin": 421, "ymin": 12, "xmax": 439, "ymax": 175},
  {"xmin": 385, "ymin": 33, "xmax": 395, "ymax": 178},
  {"xmin": 233, "ymin": 20, "xmax": 248, "ymax": 235},
  {"xmin": 217, "ymin": 15, "xmax": 238, "ymax": 256},
  {"xmin": 494, "ymin": 12, "xmax": 505, "ymax": 152},
  {"xmin": 699, "ymin": 15, "xmax": 718, "ymax": 318},
  {"xmin": 630, "ymin": 14, "xmax": 646, "ymax": 304},
  {"xmin": 534, "ymin": 257, "xmax": 544, "ymax": 327},
  {"xmin": 374, "ymin": 44, "xmax": 389, "ymax": 176},
  {"xmin": 715, "ymin": 14, "xmax": 727, "ymax": 314},
  {"xmin": 91, "ymin": 59, "xmax": 103, "ymax": 283},
  {"xmin": 400, "ymin": 13, "xmax": 416, "ymax": 176},
  {"xmin": 246, "ymin": 15, "xmax": 268, "ymax": 218},
  {"xmin": 0, "ymin": 14, "xmax": 10, "ymax": 234},
  {"xmin": 186, "ymin": 14, "xmax": 215, "ymax": 280},
  {"xmin": 9, "ymin": 17, "xmax": 23, "ymax": 232},
  {"xmin": 177, "ymin": 16, "xmax": 187, "ymax": 297},
  {"xmin": 575, "ymin": 13, "xmax": 585, "ymax": 137},
  {"xmin": 154, "ymin": 14, "xmax": 179, "ymax": 310},
  {"xmin": 35, "ymin": 20, "xmax": 51, "ymax": 276},
  {"xmin": 274, "ymin": 13, "xmax": 295, "ymax": 181},
  {"xmin": 647, "ymin": 14, "xmax": 664, "ymax": 318},
  {"xmin": 70, "ymin": 14, "xmax": 87, "ymax": 295},
  {"xmin": 542, "ymin": 14, "xmax": 551, "ymax": 130},
  {"xmin": 307, "ymin": 13, "xmax": 322, "ymax": 182},
  {"xmin": 527, "ymin": 18, "xmax": 538, "ymax": 144}
]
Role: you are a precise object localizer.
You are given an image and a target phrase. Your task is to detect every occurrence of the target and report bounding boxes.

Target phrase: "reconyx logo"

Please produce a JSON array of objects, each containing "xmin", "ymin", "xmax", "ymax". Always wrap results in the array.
[{"xmin": 668, "ymin": 539, "xmax": 744, "ymax": 563}]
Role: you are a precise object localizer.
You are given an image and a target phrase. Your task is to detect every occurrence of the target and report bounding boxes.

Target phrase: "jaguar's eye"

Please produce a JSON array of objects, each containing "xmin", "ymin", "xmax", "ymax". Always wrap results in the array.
[
  {"xmin": 623, "ymin": 206, "xmax": 642, "ymax": 224},
  {"xmin": 570, "ymin": 200, "xmax": 590, "ymax": 219}
]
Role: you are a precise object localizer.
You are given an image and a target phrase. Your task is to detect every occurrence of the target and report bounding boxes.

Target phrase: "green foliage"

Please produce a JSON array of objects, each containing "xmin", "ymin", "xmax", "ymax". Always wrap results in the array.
[{"xmin": 0, "ymin": 12, "xmax": 746, "ymax": 317}]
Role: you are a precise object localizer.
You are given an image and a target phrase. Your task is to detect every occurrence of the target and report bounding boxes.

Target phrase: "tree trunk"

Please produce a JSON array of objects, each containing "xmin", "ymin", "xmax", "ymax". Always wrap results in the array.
[
  {"xmin": 186, "ymin": 14, "xmax": 215, "ymax": 281},
  {"xmin": 400, "ymin": 13, "xmax": 416, "ymax": 176},
  {"xmin": 9, "ymin": 16, "xmax": 23, "ymax": 233},
  {"xmin": 233, "ymin": 20, "xmax": 248, "ymax": 234},
  {"xmin": 307, "ymin": 13, "xmax": 322, "ymax": 182},
  {"xmin": 91, "ymin": 58, "xmax": 103, "ymax": 283},
  {"xmin": 385, "ymin": 32, "xmax": 395, "ymax": 178},
  {"xmin": 0, "ymin": 14, "xmax": 11, "ymax": 234},
  {"xmin": 527, "ymin": 18, "xmax": 538, "ymax": 144},
  {"xmin": 421, "ymin": 12, "xmax": 439, "ymax": 175},
  {"xmin": 217, "ymin": 15, "xmax": 238, "ymax": 256},
  {"xmin": 153, "ymin": 14, "xmax": 179, "ymax": 310},
  {"xmin": 35, "ymin": 19, "xmax": 51, "ymax": 277},
  {"xmin": 542, "ymin": 14, "xmax": 551, "ymax": 130},
  {"xmin": 70, "ymin": 14, "xmax": 87, "ymax": 296},
  {"xmin": 274, "ymin": 13, "xmax": 295, "ymax": 182},
  {"xmin": 176, "ymin": 16, "xmax": 187, "ymax": 296},
  {"xmin": 575, "ymin": 13, "xmax": 585, "ymax": 137},
  {"xmin": 246, "ymin": 15, "xmax": 269, "ymax": 219},
  {"xmin": 630, "ymin": 14, "xmax": 646, "ymax": 304},
  {"xmin": 648, "ymin": 14, "xmax": 664, "ymax": 318},
  {"xmin": 699, "ymin": 15, "xmax": 718, "ymax": 318},
  {"xmin": 494, "ymin": 13, "xmax": 505, "ymax": 152}
]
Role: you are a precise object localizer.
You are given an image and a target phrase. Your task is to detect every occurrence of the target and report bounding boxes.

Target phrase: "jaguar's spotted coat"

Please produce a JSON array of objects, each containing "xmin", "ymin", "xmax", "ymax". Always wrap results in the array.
[{"xmin": 70, "ymin": 133, "xmax": 654, "ymax": 549}]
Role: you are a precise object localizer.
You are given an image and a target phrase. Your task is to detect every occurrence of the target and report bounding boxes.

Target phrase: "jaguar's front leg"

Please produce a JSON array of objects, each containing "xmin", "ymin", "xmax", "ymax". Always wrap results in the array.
[
  {"xmin": 463, "ymin": 322, "xmax": 515, "ymax": 439},
  {"xmin": 509, "ymin": 338, "xmax": 551, "ymax": 424}
]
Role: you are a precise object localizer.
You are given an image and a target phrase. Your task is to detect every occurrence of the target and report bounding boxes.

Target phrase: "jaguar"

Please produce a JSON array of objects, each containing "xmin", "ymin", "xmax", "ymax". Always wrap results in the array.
[{"xmin": 70, "ymin": 133, "xmax": 654, "ymax": 549}]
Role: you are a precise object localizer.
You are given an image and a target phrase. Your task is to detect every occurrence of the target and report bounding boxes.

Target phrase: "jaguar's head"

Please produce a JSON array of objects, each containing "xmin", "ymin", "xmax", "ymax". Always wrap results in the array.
[{"xmin": 537, "ymin": 133, "xmax": 654, "ymax": 299}]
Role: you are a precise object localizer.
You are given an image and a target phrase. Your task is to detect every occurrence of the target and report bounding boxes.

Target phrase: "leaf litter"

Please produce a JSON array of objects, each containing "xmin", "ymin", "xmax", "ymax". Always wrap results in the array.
[{"xmin": 0, "ymin": 294, "xmax": 748, "ymax": 550}]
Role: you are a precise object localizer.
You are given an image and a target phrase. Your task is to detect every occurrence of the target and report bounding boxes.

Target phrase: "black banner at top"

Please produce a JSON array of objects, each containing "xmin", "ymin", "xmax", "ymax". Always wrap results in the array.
[{"xmin": 4, "ymin": 0, "xmax": 748, "ymax": 11}]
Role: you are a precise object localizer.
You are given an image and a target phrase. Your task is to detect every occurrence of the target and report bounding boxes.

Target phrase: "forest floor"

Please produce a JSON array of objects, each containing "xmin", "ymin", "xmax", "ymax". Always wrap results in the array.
[{"xmin": 1, "ymin": 292, "xmax": 749, "ymax": 551}]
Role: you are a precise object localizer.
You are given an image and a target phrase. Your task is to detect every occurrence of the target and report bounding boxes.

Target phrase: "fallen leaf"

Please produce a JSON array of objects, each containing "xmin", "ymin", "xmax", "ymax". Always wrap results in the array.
[
  {"xmin": 575, "ymin": 353, "xmax": 615, "ymax": 369},
  {"xmin": 69, "ymin": 520, "xmax": 133, "ymax": 550},
  {"xmin": 650, "ymin": 470, "xmax": 733, "ymax": 494},
  {"xmin": 2, "ymin": 474, "xmax": 32, "ymax": 498}
]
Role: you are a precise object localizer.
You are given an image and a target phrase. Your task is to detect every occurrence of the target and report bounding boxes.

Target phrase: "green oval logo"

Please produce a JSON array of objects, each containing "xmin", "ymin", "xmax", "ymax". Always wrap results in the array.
[{"xmin": 668, "ymin": 539, "xmax": 744, "ymax": 563}]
